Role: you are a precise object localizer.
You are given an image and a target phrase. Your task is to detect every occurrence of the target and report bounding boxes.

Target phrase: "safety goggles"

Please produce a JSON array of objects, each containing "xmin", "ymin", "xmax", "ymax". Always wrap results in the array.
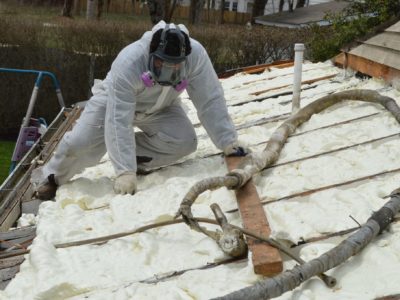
[{"xmin": 149, "ymin": 54, "xmax": 186, "ymax": 87}]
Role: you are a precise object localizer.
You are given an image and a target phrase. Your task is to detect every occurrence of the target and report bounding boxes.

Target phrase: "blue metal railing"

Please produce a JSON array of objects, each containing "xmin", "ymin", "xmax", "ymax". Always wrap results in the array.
[{"xmin": 0, "ymin": 68, "xmax": 65, "ymax": 172}]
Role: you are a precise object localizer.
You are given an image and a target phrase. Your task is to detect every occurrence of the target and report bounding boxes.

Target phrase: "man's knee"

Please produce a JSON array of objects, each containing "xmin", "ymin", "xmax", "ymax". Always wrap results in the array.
[
  {"xmin": 157, "ymin": 130, "xmax": 197, "ymax": 156},
  {"xmin": 178, "ymin": 135, "xmax": 197, "ymax": 156},
  {"xmin": 62, "ymin": 131, "xmax": 88, "ymax": 156},
  {"xmin": 175, "ymin": 126, "xmax": 197, "ymax": 156},
  {"xmin": 178, "ymin": 122, "xmax": 197, "ymax": 154},
  {"xmin": 62, "ymin": 125, "xmax": 104, "ymax": 156}
]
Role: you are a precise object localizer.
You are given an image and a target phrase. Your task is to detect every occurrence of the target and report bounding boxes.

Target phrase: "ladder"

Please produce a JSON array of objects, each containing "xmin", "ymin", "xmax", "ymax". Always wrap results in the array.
[{"xmin": 0, "ymin": 68, "xmax": 65, "ymax": 172}]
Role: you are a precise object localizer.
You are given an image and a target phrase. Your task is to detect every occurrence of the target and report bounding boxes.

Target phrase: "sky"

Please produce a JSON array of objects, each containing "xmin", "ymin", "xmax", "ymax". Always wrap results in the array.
[{"xmin": 2, "ymin": 61, "xmax": 400, "ymax": 300}]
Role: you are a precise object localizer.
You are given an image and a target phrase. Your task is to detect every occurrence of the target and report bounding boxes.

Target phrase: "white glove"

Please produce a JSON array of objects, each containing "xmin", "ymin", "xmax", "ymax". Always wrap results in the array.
[
  {"xmin": 114, "ymin": 172, "xmax": 137, "ymax": 195},
  {"xmin": 223, "ymin": 142, "xmax": 248, "ymax": 157}
]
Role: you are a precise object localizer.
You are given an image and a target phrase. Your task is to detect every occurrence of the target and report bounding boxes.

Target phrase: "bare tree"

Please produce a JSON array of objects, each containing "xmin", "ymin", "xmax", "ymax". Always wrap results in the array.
[
  {"xmin": 288, "ymin": 0, "xmax": 294, "ymax": 11},
  {"xmin": 280, "ymin": 0, "xmax": 305, "ymax": 12},
  {"xmin": 219, "ymin": 0, "xmax": 225, "ymax": 24},
  {"xmin": 166, "ymin": 0, "xmax": 178, "ymax": 22},
  {"xmin": 131, "ymin": 0, "xmax": 136, "ymax": 14},
  {"xmin": 147, "ymin": 0, "xmax": 164, "ymax": 24},
  {"xmin": 61, "ymin": 0, "xmax": 74, "ymax": 17},
  {"xmin": 206, "ymin": 0, "xmax": 211, "ymax": 21},
  {"xmin": 296, "ymin": 0, "xmax": 306, "ymax": 9},
  {"xmin": 87, "ymin": 0, "xmax": 96, "ymax": 19},
  {"xmin": 74, "ymin": 0, "xmax": 81, "ymax": 15},
  {"xmin": 146, "ymin": 0, "xmax": 178, "ymax": 24},
  {"xmin": 278, "ymin": 0, "xmax": 284, "ymax": 12},
  {"xmin": 251, "ymin": 0, "xmax": 268, "ymax": 22},
  {"xmin": 189, "ymin": 0, "xmax": 205, "ymax": 24},
  {"xmin": 97, "ymin": 0, "xmax": 104, "ymax": 19}
]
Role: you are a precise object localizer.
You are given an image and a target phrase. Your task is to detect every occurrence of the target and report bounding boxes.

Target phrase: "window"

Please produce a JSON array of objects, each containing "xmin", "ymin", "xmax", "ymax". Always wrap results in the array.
[
  {"xmin": 246, "ymin": 2, "xmax": 253, "ymax": 13},
  {"xmin": 232, "ymin": 2, "xmax": 237, "ymax": 11}
]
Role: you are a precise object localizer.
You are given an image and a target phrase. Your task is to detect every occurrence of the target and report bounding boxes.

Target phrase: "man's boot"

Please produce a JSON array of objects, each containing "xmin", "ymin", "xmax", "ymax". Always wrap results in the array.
[
  {"xmin": 35, "ymin": 174, "xmax": 58, "ymax": 200},
  {"xmin": 137, "ymin": 155, "xmax": 152, "ymax": 175}
]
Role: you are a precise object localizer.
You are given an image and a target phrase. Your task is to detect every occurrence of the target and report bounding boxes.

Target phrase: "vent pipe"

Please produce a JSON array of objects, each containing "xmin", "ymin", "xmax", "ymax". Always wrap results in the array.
[{"xmin": 292, "ymin": 43, "xmax": 304, "ymax": 113}]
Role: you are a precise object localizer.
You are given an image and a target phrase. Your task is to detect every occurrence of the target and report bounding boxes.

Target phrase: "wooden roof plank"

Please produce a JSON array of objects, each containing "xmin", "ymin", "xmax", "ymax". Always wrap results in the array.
[
  {"xmin": 250, "ymin": 73, "xmax": 337, "ymax": 96},
  {"xmin": 360, "ymin": 32, "xmax": 400, "ymax": 52},
  {"xmin": 350, "ymin": 44, "xmax": 400, "ymax": 71},
  {"xmin": 218, "ymin": 60, "xmax": 293, "ymax": 79},
  {"xmin": 0, "ymin": 226, "xmax": 35, "ymax": 241},
  {"xmin": 225, "ymin": 156, "xmax": 283, "ymax": 276},
  {"xmin": 339, "ymin": 21, "xmax": 400, "ymax": 76},
  {"xmin": 0, "ymin": 256, "xmax": 24, "ymax": 270},
  {"xmin": 0, "ymin": 266, "xmax": 19, "ymax": 281},
  {"xmin": 335, "ymin": 52, "xmax": 400, "ymax": 85}
]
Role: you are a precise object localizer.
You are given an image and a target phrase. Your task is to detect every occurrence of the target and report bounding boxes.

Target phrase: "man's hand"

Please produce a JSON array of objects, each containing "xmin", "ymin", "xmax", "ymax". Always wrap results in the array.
[
  {"xmin": 223, "ymin": 142, "xmax": 248, "ymax": 157},
  {"xmin": 114, "ymin": 172, "xmax": 137, "ymax": 195}
]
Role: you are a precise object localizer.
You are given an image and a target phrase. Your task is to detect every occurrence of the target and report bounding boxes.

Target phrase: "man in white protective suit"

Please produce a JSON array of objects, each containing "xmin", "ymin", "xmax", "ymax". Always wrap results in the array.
[{"xmin": 31, "ymin": 21, "xmax": 247, "ymax": 200}]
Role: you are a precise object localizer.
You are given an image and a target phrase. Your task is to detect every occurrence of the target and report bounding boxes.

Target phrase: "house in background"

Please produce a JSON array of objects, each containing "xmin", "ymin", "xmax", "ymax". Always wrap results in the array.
[
  {"xmin": 254, "ymin": 1, "xmax": 350, "ymax": 27},
  {"xmin": 179, "ymin": 0, "xmax": 335, "ymax": 14}
]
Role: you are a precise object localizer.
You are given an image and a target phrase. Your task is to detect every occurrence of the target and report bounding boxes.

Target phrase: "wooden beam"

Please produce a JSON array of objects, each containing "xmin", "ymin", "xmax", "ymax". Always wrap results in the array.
[
  {"xmin": 375, "ymin": 295, "xmax": 400, "ymax": 300},
  {"xmin": 0, "ymin": 256, "xmax": 24, "ymax": 270},
  {"xmin": 334, "ymin": 52, "xmax": 400, "ymax": 83},
  {"xmin": 0, "ymin": 225, "xmax": 35, "ymax": 241},
  {"xmin": 250, "ymin": 74, "xmax": 338, "ymax": 96},
  {"xmin": 243, "ymin": 62, "xmax": 295, "ymax": 75},
  {"xmin": 225, "ymin": 156, "xmax": 283, "ymax": 276},
  {"xmin": 0, "ymin": 266, "xmax": 19, "ymax": 281},
  {"xmin": 237, "ymin": 64, "xmax": 332, "ymax": 88},
  {"xmin": 218, "ymin": 60, "xmax": 293, "ymax": 79}
]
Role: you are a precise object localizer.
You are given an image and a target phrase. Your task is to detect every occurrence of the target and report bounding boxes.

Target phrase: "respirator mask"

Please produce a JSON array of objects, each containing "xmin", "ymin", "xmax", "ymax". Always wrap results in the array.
[{"xmin": 141, "ymin": 25, "xmax": 188, "ymax": 92}]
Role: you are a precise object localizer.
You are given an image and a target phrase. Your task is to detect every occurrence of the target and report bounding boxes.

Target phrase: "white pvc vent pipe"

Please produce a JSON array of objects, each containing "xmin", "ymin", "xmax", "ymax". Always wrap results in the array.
[{"xmin": 292, "ymin": 43, "xmax": 305, "ymax": 114}]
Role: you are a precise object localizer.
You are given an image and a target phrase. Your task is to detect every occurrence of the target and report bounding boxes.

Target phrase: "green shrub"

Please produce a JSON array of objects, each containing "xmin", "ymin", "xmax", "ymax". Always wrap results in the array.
[
  {"xmin": 307, "ymin": 0, "xmax": 400, "ymax": 62},
  {"xmin": 190, "ymin": 24, "xmax": 310, "ymax": 71}
]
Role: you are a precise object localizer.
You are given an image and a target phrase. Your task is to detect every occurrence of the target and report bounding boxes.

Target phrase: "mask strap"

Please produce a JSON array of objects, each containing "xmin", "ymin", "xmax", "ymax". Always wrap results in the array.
[
  {"xmin": 156, "ymin": 24, "xmax": 185, "ymax": 58},
  {"xmin": 158, "ymin": 24, "xmax": 170, "ymax": 53}
]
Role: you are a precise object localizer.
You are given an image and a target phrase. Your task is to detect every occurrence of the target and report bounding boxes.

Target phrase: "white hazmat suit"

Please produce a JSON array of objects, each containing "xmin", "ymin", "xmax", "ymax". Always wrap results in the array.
[{"xmin": 31, "ymin": 21, "xmax": 238, "ymax": 192}]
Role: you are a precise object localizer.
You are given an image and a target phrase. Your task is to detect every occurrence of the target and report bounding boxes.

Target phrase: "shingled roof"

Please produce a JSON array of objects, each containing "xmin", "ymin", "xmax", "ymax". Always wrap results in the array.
[
  {"xmin": 335, "ymin": 21, "xmax": 400, "ymax": 83},
  {"xmin": 254, "ymin": 1, "xmax": 350, "ymax": 28}
]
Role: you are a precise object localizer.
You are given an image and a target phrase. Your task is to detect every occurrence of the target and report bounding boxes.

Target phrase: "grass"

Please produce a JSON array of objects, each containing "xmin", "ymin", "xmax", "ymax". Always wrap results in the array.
[{"xmin": 0, "ymin": 141, "xmax": 14, "ymax": 184}]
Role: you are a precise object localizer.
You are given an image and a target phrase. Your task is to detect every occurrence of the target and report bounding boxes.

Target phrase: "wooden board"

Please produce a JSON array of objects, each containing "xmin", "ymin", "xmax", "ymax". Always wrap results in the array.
[
  {"xmin": 0, "ymin": 226, "xmax": 35, "ymax": 241},
  {"xmin": 0, "ymin": 266, "xmax": 19, "ymax": 282},
  {"xmin": 334, "ymin": 52, "xmax": 400, "ymax": 83},
  {"xmin": 225, "ymin": 156, "xmax": 283, "ymax": 276},
  {"xmin": 375, "ymin": 295, "xmax": 400, "ymax": 300},
  {"xmin": 218, "ymin": 60, "xmax": 293, "ymax": 79},
  {"xmin": 0, "ymin": 256, "xmax": 24, "ymax": 270},
  {"xmin": 250, "ymin": 74, "xmax": 338, "ymax": 96},
  {"xmin": 0, "ymin": 256, "xmax": 25, "ymax": 289}
]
